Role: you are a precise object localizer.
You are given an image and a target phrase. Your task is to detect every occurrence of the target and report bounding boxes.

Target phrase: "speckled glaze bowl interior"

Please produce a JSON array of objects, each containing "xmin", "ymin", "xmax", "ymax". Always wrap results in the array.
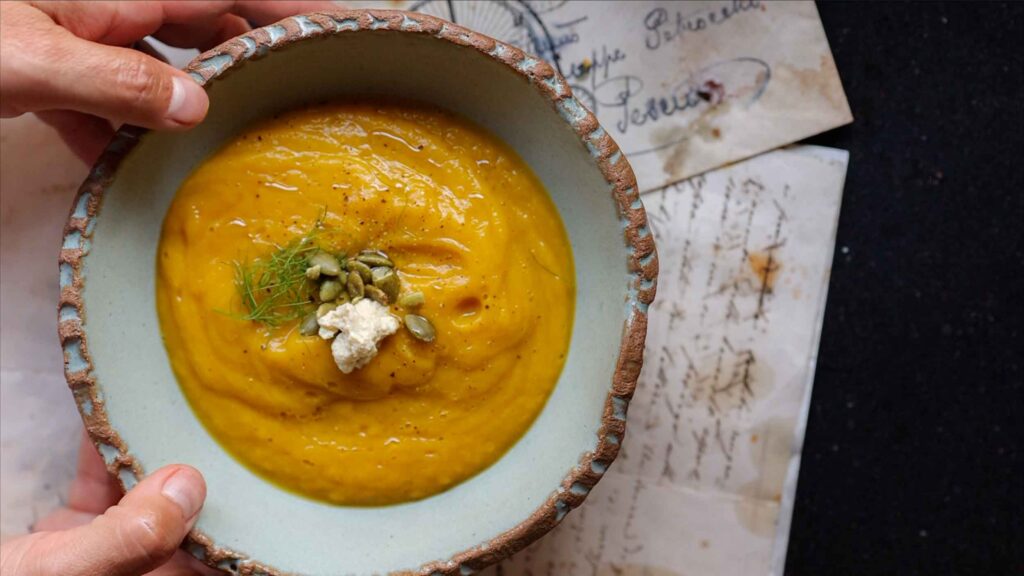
[{"xmin": 59, "ymin": 9, "xmax": 656, "ymax": 576}]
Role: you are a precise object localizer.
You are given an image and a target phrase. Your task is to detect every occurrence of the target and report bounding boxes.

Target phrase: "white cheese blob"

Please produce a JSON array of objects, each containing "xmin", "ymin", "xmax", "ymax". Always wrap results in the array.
[{"xmin": 317, "ymin": 299, "xmax": 400, "ymax": 373}]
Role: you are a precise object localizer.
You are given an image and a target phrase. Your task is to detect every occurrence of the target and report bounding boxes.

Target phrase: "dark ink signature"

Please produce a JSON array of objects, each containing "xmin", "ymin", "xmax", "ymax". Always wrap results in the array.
[
  {"xmin": 570, "ymin": 57, "xmax": 771, "ymax": 143},
  {"xmin": 644, "ymin": 0, "xmax": 762, "ymax": 51}
]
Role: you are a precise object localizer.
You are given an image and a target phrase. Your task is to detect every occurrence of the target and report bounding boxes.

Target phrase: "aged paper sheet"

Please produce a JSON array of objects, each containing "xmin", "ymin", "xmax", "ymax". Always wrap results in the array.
[
  {"xmin": 353, "ymin": 0, "xmax": 852, "ymax": 191},
  {"xmin": 483, "ymin": 145, "xmax": 848, "ymax": 575}
]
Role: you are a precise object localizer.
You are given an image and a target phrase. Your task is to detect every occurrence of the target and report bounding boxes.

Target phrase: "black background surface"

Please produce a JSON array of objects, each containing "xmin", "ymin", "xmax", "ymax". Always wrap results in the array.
[{"xmin": 785, "ymin": 3, "xmax": 1022, "ymax": 574}]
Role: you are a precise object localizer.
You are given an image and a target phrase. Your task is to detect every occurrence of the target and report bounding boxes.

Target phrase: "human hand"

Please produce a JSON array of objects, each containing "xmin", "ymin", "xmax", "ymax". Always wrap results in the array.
[
  {"xmin": 0, "ymin": 1, "xmax": 332, "ymax": 163},
  {"xmin": 0, "ymin": 433, "xmax": 216, "ymax": 576}
]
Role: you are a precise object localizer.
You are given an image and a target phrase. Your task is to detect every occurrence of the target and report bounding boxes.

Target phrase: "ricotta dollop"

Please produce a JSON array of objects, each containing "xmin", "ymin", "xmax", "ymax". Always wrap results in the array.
[{"xmin": 317, "ymin": 299, "xmax": 400, "ymax": 373}]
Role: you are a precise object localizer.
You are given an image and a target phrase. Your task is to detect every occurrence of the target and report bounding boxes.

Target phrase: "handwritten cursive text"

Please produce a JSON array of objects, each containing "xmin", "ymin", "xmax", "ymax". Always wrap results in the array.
[{"xmin": 644, "ymin": 0, "xmax": 762, "ymax": 51}]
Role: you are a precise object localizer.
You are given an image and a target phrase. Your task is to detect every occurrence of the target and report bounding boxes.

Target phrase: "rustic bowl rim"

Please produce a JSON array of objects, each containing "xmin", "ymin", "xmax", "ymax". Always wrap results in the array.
[{"xmin": 58, "ymin": 8, "xmax": 658, "ymax": 575}]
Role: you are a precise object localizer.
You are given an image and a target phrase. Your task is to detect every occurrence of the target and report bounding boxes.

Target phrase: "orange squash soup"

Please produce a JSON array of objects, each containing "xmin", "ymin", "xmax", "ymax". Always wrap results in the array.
[{"xmin": 156, "ymin": 102, "xmax": 575, "ymax": 505}]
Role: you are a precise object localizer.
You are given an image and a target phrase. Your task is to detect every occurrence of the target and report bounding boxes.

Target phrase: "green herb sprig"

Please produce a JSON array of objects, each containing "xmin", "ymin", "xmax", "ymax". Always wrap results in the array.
[{"xmin": 231, "ymin": 228, "xmax": 321, "ymax": 327}]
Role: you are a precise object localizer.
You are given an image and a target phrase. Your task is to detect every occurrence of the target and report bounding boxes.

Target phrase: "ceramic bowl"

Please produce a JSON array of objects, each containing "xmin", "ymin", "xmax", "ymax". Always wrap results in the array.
[{"xmin": 59, "ymin": 9, "xmax": 657, "ymax": 575}]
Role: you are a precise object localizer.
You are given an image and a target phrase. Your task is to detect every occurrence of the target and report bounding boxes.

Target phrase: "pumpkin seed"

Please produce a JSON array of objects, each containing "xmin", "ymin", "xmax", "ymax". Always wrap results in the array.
[
  {"xmin": 346, "ymin": 270, "xmax": 365, "ymax": 298},
  {"xmin": 371, "ymin": 267, "xmax": 400, "ymax": 301},
  {"xmin": 316, "ymin": 302, "xmax": 337, "ymax": 318},
  {"xmin": 305, "ymin": 264, "xmax": 322, "ymax": 280},
  {"xmin": 299, "ymin": 312, "xmax": 319, "ymax": 336},
  {"xmin": 308, "ymin": 251, "xmax": 341, "ymax": 276},
  {"xmin": 404, "ymin": 314, "xmax": 435, "ymax": 342},
  {"xmin": 319, "ymin": 279, "xmax": 343, "ymax": 302},
  {"xmin": 347, "ymin": 260, "xmax": 372, "ymax": 282},
  {"xmin": 335, "ymin": 290, "xmax": 351, "ymax": 304},
  {"xmin": 337, "ymin": 253, "xmax": 348, "ymax": 271},
  {"xmin": 357, "ymin": 253, "xmax": 394, "ymax": 268},
  {"xmin": 398, "ymin": 291, "xmax": 425, "ymax": 309},
  {"xmin": 351, "ymin": 295, "xmax": 363, "ymax": 304},
  {"xmin": 364, "ymin": 285, "xmax": 389, "ymax": 305}
]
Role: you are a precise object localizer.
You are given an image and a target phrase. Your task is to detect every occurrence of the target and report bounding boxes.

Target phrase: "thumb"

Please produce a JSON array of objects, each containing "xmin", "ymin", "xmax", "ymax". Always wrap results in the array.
[
  {"xmin": 4, "ymin": 465, "xmax": 206, "ymax": 576},
  {"xmin": 39, "ymin": 35, "xmax": 208, "ymax": 129}
]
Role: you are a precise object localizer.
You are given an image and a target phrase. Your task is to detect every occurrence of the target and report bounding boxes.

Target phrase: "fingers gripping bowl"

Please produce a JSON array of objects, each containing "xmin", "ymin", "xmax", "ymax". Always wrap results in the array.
[{"xmin": 59, "ymin": 9, "xmax": 657, "ymax": 576}]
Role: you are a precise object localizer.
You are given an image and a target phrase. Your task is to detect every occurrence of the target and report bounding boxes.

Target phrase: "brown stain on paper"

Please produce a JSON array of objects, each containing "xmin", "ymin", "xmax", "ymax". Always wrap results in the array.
[
  {"xmin": 776, "ymin": 54, "xmax": 853, "ymax": 122},
  {"xmin": 748, "ymin": 250, "xmax": 781, "ymax": 291},
  {"xmin": 734, "ymin": 417, "xmax": 796, "ymax": 537},
  {"xmin": 657, "ymin": 99, "xmax": 732, "ymax": 181}
]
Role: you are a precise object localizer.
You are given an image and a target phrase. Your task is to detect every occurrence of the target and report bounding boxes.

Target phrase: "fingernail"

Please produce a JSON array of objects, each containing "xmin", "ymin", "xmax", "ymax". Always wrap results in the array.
[
  {"xmin": 161, "ymin": 468, "xmax": 204, "ymax": 519},
  {"xmin": 167, "ymin": 76, "xmax": 208, "ymax": 126}
]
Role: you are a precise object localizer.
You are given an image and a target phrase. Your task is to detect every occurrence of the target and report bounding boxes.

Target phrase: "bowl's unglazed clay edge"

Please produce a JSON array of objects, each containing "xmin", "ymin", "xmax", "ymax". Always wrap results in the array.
[{"xmin": 58, "ymin": 9, "xmax": 658, "ymax": 576}]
